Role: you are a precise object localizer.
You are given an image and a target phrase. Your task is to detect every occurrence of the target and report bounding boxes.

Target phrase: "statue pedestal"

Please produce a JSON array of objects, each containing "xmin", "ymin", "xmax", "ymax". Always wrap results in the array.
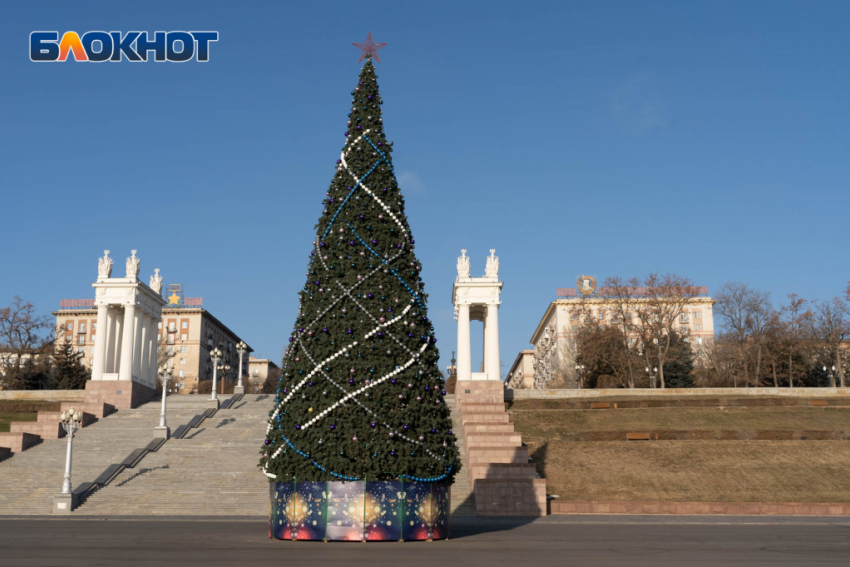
[
  {"xmin": 53, "ymin": 493, "xmax": 77, "ymax": 514},
  {"xmin": 206, "ymin": 399, "xmax": 220, "ymax": 410},
  {"xmin": 84, "ymin": 380, "xmax": 156, "ymax": 410},
  {"xmin": 233, "ymin": 386, "xmax": 245, "ymax": 395},
  {"xmin": 153, "ymin": 426, "xmax": 170, "ymax": 440}
]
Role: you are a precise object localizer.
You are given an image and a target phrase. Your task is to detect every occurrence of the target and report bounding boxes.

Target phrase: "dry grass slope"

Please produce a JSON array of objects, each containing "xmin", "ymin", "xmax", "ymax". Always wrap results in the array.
[{"xmin": 510, "ymin": 401, "xmax": 850, "ymax": 503}]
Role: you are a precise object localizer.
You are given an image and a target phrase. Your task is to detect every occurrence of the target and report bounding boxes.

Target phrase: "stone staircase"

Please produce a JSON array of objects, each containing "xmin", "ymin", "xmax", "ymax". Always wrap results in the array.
[
  {"xmin": 445, "ymin": 394, "xmax": 474, "ymax": 516},
  {"xmin": 0, "ymin": 392, "xmax": 479, "ymax": 517},
  {"xmin": 75, "ymin": 394, "xmax": 273, "ymax": 515},
  {"xmin": 453, "ymin": 381, "xmax": 546, "ymax": 516},
  {"xmin": 0, "ymin": 396, "xmax": 221, "ymax": 515}
]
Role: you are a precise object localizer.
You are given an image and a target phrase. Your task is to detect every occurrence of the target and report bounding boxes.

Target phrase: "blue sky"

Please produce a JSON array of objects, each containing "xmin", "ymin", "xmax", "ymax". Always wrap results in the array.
[{"xmin": 1, "ymin": 1, "xmax": 848, "ymax": 374}]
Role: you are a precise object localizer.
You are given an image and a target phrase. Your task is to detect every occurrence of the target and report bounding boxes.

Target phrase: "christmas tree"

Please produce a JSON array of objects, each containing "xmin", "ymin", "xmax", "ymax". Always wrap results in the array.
[{"xmin": 260, "ymin": 54, "xmax": 459, "ymax": 486}]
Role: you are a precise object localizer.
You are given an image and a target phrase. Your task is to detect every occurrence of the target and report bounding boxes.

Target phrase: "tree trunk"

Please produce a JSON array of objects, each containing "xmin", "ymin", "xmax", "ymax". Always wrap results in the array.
[
  {"xmin": 772, "ymin": 362, "xmax": 778, "ymax": 388},
  {"xmin": 839, "ymin": 347, "xmax": 845, "ymax": 388},
  {"xmin": 788, "ymin": 353, "xmax": 794, "ymax": 388},
  {"xmin": 755, "ymin": 344, "xmax": 763, "ymax": 387}
]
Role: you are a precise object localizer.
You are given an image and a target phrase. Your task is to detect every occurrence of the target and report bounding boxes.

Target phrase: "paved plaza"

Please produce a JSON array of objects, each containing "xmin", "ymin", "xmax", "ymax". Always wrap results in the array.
[{"xmin": 1, "ymin": 515, "xmax": 848, "ymax": 566}]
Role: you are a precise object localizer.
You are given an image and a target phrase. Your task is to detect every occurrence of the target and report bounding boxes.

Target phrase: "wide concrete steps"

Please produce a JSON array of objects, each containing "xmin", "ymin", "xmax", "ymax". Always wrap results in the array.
[
  {"xmin": 0, "ymin": 400, "xmax": 209, "ymax": 515},
  {"xmin": 446, "ymin": 395, "xmax": 474, "ymax": 516},
  {"xmin": 76, "ymin": 395, "xmax": 274, "ymax": 516}
]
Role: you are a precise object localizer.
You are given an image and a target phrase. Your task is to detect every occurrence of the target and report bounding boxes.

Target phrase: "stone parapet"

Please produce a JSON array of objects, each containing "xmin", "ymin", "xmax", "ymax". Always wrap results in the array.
[
  {"xmin": 0, "ymin": 391, "xmax": 86, "ymax": 402},
  {"xmin": 551, "ymin": 500, "xmax": 850, "ymax": 516},
  {"xmin": 0, "ymin": 432, "xmax": 41, "ymax": 452},
  {"xmin": 60, "ymin": 402, "xmax": 116, "ymax": 419},
  {"xmin": 506, "ymin": 387, "xmax": 850, "ymax": 401}
]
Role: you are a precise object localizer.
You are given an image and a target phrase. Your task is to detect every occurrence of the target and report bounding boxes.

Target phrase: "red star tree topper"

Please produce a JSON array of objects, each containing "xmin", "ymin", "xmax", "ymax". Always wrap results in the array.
[{"xmin": 352, "ymin": 32, "xmax": 387, "ymax": 63}]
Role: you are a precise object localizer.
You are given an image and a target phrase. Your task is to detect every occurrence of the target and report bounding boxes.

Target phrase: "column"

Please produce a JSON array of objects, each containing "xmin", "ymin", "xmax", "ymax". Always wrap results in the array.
[
  {"xmin": 147, "ymin": 318, "xmax": 159, "ymax": 386},
  {"xmin": 139, "ymin": 313, "xmax": 150, "ymax": 387},
  {"xmin": 91, "ymin": 304, "xmax": 109, "ymax": 381},
  {"xmin": 119, "ymin": 303, "xmax": 136, "ymax": 381},
  {"xmin": 485, "ymin": 303, "xmax": 500, "ymax": 381},
  {"xmin": 109, "ymin": 308, "xmax": 123, "ymax": 373},
  {"xmin": 482, "ymin": 312, "xmax": 489, "ymax": 377},
  {"xmin": 132, "ymin": 309, "xmax": 144, "ymax": 382},
  {"xmin": 457, "ymin": 303, "xmax": 471, "ymax": 382}
]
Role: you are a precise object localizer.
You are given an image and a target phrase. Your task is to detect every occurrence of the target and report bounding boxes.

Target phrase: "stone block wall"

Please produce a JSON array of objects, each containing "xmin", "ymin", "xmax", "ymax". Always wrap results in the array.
[{"xmin": 84, "ymin": 380, "xmax": 155, "ymax": 410}]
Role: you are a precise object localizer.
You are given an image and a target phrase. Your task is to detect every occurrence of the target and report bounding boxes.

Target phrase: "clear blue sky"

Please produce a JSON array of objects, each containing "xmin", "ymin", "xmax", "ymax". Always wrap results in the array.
[{"xmin": 2, "ymin": 1, "xmax": 848, "ymax": 374}]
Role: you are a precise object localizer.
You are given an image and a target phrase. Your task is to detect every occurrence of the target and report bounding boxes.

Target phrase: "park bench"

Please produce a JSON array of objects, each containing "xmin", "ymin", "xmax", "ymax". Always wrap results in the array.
[
  {"xmin": 626, "ymin": 432, "xmax": 651, "ymax": 441},
  {"xmin": 590, "ymin": 402, "xmax": 611, "ymax": 410},
  {"xmin": 808, "ymin": 400, "xmax": 829, "ymax": 407}
]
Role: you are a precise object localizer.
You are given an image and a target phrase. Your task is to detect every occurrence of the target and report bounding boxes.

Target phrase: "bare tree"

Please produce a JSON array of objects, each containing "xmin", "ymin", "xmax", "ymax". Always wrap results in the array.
[
  {"xmin": 592, "ymin": 277, "xmax": 642, "ymax": 388},
  {"xmin": 0, "ymin": 296, "xmax": 55, "ymax": 389},
  {"xmin": 780, "ymin": 294, "xmax": 808, "ymax": 388},
  {"xmin": 714, "ymin": 282, "xmax": 776, "ymax": 387},
  {"xmin": 630, "ymin": 273, "xmax": 700, "ymax": 389},
  {"xmin": 809, "ymin": 298, "xmax": 849, "ymax": 387}
]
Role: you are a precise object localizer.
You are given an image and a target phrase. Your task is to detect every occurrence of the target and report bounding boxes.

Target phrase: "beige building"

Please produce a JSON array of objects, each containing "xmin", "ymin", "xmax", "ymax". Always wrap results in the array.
[
  {"xmin": 247, "ymin": 356, "xmax": 280, "ymax": 390},
  {"xmin": 504, "ymin": 350, "xmax": 535, "ymax": 389},
  {"xmin": 520, "ymin": 279, "xmax": 716, "ymax": 389},
  {"xmin": 54, "ymin": 293, "xmax": 252, "ymax": 394}
]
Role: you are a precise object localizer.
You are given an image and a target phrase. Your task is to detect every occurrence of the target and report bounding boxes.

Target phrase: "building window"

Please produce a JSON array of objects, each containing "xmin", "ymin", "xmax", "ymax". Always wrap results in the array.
[
  {"xmin": 158, "ymin": 322, "xmax": 162, "ymax": 329},
  {"xmin": 66, "ymin": 335, "xmax": 72, "ymax": 342},
  {"xmin": 168, "ymin": 346, "xmax": 174, "ymax": 355},
  {"xmin": 695, "ymin": 324, "xmax": 702, "ymax": 331},
  {"xmin": 66, "ymin": 322, "xmax": 73, "ymax": 331},
  {"xmin": 571, "ymin": 325, "xmax": 578, "ymax": 333},
  {"xmin": 90, "ymin": 359, "xmax": 94, "ymax": 365},
  {"xmin": 92, "ymin": 322, "xmax": 97, "ymax": 331},
  {"xmin": 180, "ymin": 359, "xmax": 186, "ymax": 365},
  {"xmin": 179, "ymin": 370, "xmax": 185, "ymax": 378},
  {"xmin": 694, "ymin": 311, "xmax": 701, "ymax": 319},
  {"xmin": 180, "ymin": 346, "xmax": 187, "ymax": 353},
  {"xmin": 681, "ymin": 324, "xmax": 689, "ymax": 334},
  {"xmin": 680, "ymin": 313, "xmax": 689, "ymax": 322},
  {"xmin": 182, "ymin": 321, "xmax": 188, "ymax": 329},
  {"xmin": 90, "ymin": 347, "xmax": 95, "ymax": 353},
  {"xmin": 77, "ymin": 347, "xmax": 84, "ymax": 354},
  {"xmin": 697, "ymin": 337, "xmax": 704, "ymax": 344},
  {"xmin": 77, "ymin": 336, "xmax": 85, "ymax": 345},
  {"xmin": 181, "ymin": 334, "xmax": 188, "ymax": 342},
  {"xmin": 79, "ymin": 322, "xmax": 86, "ymax": 333},
  {"xmin": 625, "ymin": 312, "xmax": 633, "ymax": 321},
  {"xmin": 253, "ymin": 369, "xmax": 259, "ymax": 377},
  {"xmin": 570, "ymin": 312, "xmax": 578, "ymax": 321},
  {"xmin": 168, "ymin": 322, "xmax": 176, "ymax": 332},
  {"xmin": 598, "ymin": 312, "xmax": 605, "ymax": 320}
]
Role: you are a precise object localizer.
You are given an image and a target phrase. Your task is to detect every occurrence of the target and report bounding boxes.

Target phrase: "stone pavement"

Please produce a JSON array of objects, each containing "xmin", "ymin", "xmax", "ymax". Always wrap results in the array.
[{"xmin": 1, "ymin": 515, "xmax": 849, "ymax": 566}]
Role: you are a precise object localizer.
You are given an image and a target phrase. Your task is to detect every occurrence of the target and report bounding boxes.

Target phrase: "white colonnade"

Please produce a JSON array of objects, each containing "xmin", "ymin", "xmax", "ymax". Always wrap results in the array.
[
  {"xmin": 90, "ymin": 251, "xmax": 166, "ymax": 389},
  {"xmin": 452, "ymin": 249, "xmax": 503, "ymax": 382}
]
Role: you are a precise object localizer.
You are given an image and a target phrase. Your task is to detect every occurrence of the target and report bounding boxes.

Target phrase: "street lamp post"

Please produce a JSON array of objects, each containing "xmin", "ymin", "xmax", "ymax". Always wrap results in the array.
[
  {"xmin": 235, "ymin": 341, "xmax": 247, "ymax": 395},
  {"xmin": 646, "ymin": 367, "xmax": 658, "ymax": 389},
  {"xmin": 209, "ymin": 347, "xmax": 222, "ymax": 409},
  {"xmin": 155, "ymin": 366, "xmax": 171, "ymax": 439},
  {"xmin": 824, "ymin": 365, "xmax": 837, "ymax": 388},
  {"xmin": 53, "ymin": 408, "xmax": 83, "ymax": 514},
  {"xmin": 575, "ymin": 364, "xmax": 586, "ymax": 389}
]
